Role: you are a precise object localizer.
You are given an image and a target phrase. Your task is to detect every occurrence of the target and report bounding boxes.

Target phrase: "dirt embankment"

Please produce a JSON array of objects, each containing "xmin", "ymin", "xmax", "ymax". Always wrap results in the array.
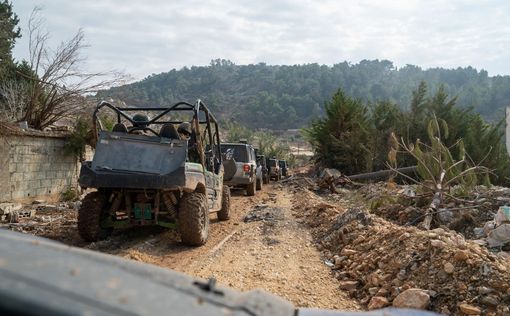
[{"xmin": 289, "ymin": 180, "xmax": 510, "ymax": 316}]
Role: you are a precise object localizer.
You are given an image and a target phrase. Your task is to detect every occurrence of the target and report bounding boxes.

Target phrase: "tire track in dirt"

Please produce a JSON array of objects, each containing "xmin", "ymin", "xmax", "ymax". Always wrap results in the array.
[
  {"xmin": 14, "ymin": 183, "xmax": 360, "ymax": 310},
  {"xmin": 82, "ymin": 186, "xmax": 273, "ymax": 271},
  {"xmin": 179, "ymin": 185, "xmax": 360, "ymax": 310}
]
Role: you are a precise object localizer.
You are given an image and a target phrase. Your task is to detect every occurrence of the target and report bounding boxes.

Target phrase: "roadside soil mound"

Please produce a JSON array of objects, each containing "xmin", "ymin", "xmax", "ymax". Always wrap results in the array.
[{"xmin": 291, "ymin": 184, "xmax": 510, "ymax": 315}]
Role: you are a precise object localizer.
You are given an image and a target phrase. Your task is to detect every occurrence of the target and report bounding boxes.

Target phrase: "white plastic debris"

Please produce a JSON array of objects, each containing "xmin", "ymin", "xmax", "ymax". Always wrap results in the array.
[
  {"xmin": 487, "ymin": 224, "xmax": 510, "ymax": 248},
  {"xmin": 495, "ymin": 206, "xmax": 510, "ymax": 226}
]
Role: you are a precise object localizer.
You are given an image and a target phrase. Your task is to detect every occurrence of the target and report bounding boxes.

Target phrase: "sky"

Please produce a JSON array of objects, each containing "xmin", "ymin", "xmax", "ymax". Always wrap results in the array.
[{"xmin": 11, "ymin": 0, "xmax": 510, "ymax": 82}]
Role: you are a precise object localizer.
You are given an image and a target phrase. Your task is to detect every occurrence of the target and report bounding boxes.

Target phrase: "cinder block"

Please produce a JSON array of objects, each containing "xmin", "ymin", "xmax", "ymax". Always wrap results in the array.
[
  {"xmin": 15, "ymin": 146, "xmax": 25, "ymax": 155},
  {"xmin": 0, "ymin": 192, "xmax": 12, "ymax": 202},
  {"xmin": 34, "ymin": 188, "xmax": 46, "ymax": 197},
  {"xmin": 12, "ymin": 181, "xmax": 26, "ymax": 191},
  {"xmin": 11, "ymin": 190, "xmax": 27, "ymax": 200},
  {"xmin": 41, "ymin": 164, "xmax": 55, "ymax": 171},
  {"xmin": 31, "ymin": 163, "xmax": 42, "ymax": 172},
  {"xmin": 15, "ymin": 163, "xmax": 24, "ymax": 173},
  {"xmin": 11, "ymin": 173, "xmax": 24, "ymax": 182},
  {"xmin": 25, "ymin": 172, "xmax": 35, "ymax": 181},
  {"xmin": 40, "ymin": 179, "xmax": 52, "ymax": 188},
  {"xmin": 27, "ymin": 180, "xmax": 40, "ymax": 190}
]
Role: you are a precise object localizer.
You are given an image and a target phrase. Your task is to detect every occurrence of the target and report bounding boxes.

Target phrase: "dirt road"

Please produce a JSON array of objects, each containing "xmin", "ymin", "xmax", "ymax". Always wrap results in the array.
[{"xmin": 10, "ymin": 183, "xmax": 359, "ymax": 311}]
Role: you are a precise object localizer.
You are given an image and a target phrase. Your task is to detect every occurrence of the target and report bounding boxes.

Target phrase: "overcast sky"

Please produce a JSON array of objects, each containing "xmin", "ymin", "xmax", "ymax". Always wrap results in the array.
[{"xmin": 11, "ymin": 0, "xmax": 510, "ymax": 82}]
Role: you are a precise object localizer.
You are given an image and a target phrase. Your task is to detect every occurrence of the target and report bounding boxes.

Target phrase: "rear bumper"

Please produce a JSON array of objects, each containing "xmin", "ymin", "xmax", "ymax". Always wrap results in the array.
[
  {"xmin": 78, "ymin": 163, "xmax": 204, "ymax": 191},
  {"xmin": 224, "ymin": 175, "xmax": 254, "ymax": 186}
]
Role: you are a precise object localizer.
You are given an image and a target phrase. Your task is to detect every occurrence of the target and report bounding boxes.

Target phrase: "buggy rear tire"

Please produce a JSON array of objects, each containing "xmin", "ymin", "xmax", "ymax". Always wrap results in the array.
[
  {"xmin": 217, "ymin": 185, "xmax": 231, "ymax": 221},
  {"xmin": 178, "ymin": 191, "xmax": 209, "ymax": 246},
  {"xmin": 78, "ymin": 192, "xmax": 113, "ymax": 242}
]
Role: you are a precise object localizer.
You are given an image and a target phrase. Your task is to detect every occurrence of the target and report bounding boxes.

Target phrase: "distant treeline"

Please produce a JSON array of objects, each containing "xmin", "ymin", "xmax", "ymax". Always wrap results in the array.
[{"xmin": 97, "ymin": 59, "xmax": 510, "ymax": 129}]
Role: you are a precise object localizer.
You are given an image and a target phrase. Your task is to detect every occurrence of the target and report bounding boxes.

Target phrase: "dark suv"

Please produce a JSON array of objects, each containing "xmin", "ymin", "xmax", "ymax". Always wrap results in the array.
[
  {"xmin": 257, "ymin": 154, "xmax": 269, "ymax": 184},
  {"xmin": 279, "ymin": 160, "xmax": 289, "ymax": 178},
  {"xmin": 266, "ymin": 158, "xmax": 281, "ymax": 181}
]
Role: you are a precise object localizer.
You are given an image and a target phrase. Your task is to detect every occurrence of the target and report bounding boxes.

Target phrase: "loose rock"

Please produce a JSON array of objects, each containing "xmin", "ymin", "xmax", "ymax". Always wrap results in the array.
[
  {"xmin": 340, "ymin": 248, "xmax": 357, "ymax": 256},
  {"xmin": 444, "ymin": 262, "xmax": 455, "ymax": 274},
  {"xmin": 430, "ymin": 239, "xmax": 446, "ymax": 248},
  {"xmin": 368, "ymin": 296, "xmax": 389, "ymax": 310},
  {"xmin": 459, "ymin": 303, "xmax": 481, "ymax": 315},
  {"xmin": 339, "ymin": 280, "xmax": 359, "ymax": 291},
  {"xmin": 480, "ymin": 294, "xmax": 499, "ymax": 307},
  {"xmin": 454, "ymin": 250, "xmax": 469, "ymax": 262},
  {"xmin": 392, "ymin": 288, "xmax": 430, "ymax": 310}
]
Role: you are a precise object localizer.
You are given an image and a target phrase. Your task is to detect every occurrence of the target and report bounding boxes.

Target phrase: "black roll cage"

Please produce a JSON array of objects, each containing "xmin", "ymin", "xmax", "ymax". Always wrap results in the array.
[{"xmin": 92, "ymin": 100, "xmax": 222, "ymax": 168}]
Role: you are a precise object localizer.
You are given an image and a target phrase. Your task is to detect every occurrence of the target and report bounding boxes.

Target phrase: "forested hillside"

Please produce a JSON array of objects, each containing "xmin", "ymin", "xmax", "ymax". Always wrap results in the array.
[{"xmin": 97, "ymin": 59, "xmax": 510, "ymax": 129}]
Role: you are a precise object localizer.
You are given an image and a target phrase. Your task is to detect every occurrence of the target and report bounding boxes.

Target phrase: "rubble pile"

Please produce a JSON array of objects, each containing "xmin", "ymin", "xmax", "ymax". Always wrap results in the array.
[
  {"xmin": 360, "ymin": 184, "xmax": 510, "ymax": 245},
  {"xmin": 244, "ymin": 204, "xmax": 284, "ymax": 223},
  {"xmin": 2, "ymin": 201, "xmax": 80, "ymax": 243},
  {"xmin": 291, "ymin": 184, "xmax": 510, "ymax": 315}
]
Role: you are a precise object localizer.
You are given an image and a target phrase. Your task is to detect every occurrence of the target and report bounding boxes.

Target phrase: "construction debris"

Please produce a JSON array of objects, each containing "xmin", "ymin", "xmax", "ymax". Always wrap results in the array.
[
  {"xmin": 0, "ymin": 203, "xmax": 22, "ymax": 215},
  {"xmin": 480, "ymin": 206, "xmax": 510, "ymax": 248},
  {"xmin": 317, "ymin": 168, "xmax": 353, "ymax": 193}
]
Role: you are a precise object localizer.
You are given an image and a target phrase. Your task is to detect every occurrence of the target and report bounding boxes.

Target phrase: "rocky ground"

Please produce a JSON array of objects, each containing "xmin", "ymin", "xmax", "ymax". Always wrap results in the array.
[
  {"xmin": 1, "ymin": 183, "xmax": 359, "ymax": 311},
  {"xmin": 3, "ymin": 173, "xmax": 510, "ymax": 315},
  {"xmin": 288, "ymin": 176, "xmax": 510, "ymax": 316}
]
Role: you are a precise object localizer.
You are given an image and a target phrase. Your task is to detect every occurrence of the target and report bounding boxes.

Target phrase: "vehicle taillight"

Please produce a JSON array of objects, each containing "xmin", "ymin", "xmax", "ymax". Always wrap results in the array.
[{"xmin": 243, "ymin": 164, "xmax": 250, "ymax": 172}]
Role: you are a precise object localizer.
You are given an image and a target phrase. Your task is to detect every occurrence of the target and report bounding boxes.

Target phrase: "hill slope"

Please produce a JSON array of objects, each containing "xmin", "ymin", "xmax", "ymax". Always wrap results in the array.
[{"xmin": 97, "ymin": 59, "xmax": 510, "ymax": 129}]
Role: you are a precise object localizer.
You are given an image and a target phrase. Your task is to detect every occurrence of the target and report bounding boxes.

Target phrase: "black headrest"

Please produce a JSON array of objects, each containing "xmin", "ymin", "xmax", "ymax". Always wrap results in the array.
[{"xmin": 160, "ymin": 124, "xmax": 180, "ymax": 139}]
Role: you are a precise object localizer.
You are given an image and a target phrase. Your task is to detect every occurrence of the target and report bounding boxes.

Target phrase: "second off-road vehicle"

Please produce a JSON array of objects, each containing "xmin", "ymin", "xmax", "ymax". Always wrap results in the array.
[
  {"xmin": 77, "ymin": 100, "xmax": 230, "ymax": 246},
  {"xmin": 221, "ymin": 142, "xmax": 262, "ymax": 195}
]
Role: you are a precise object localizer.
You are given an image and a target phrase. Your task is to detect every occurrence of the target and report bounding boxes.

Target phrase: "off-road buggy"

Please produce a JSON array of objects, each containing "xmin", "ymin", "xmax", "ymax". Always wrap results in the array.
[{"xmin": 78, "ymin": 100, "xmax": 230, "ymax": 246}]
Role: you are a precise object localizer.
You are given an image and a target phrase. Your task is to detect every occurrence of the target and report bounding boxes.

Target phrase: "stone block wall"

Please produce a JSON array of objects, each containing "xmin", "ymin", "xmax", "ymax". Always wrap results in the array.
[{"xmin": 0, "ymin": 134, "xmax": 89, "ymax": 202}]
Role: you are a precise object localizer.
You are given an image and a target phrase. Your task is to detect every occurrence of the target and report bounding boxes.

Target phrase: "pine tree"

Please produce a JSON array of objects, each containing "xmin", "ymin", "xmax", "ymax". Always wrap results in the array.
[
  {"xmin": 0, "ymin": 0, "xmax": 21, "ymax": 78},
  {"xmin": 304, "ymin": 89, "xmax": 374, "ymax": 175}
]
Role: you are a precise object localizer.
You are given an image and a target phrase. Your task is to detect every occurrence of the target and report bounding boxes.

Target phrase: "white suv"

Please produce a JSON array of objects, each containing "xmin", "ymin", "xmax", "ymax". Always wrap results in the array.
[{"xmin": 221, "ymin": 143, "xmax": 263, "ymax": 196}]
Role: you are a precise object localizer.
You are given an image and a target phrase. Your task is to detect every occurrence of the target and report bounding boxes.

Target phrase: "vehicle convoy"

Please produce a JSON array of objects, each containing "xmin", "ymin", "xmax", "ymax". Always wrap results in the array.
[
  {"xmin": 77, "ymin": 100, "xmax": 230, "ymax": 246},
  {"xmin": 279, "ymin": 159, "xmax": 289, "ymax": 178},
  {"xmin": 267, "ymin": 158, "xmax": 281, "ymax": 181},
  {"xmin": 221, "ymin": 142, "xmax": 262, "ymax": 195}
]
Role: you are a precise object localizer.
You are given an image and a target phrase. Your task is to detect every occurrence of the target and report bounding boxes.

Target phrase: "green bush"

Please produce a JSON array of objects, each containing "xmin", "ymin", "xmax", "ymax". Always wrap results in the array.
[
  {"xmin": 64, "ymin": 116, "xmax": 93, "ymax": 161},
  {"xmin": 60, "ymin": 187, "xmax": 79, "ymax": 202}
]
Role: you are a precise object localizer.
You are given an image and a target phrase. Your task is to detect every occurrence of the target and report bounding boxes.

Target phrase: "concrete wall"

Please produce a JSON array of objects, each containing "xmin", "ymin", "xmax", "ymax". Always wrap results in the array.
[{"xmin": 0, "ymin": 135, "xmax": 84, "ymax": 202}]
